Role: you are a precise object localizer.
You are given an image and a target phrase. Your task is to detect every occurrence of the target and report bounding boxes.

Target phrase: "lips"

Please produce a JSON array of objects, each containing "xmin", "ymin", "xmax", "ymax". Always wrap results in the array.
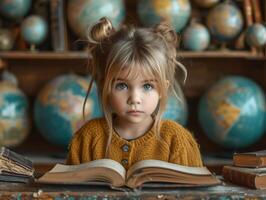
[{"xmin": 127, "ymin": 110, "xmax": 143, "ymax": 115}]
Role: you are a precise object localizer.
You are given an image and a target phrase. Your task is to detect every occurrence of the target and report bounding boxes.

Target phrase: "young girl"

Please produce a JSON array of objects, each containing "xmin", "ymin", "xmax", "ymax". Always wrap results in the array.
[{"xmin": 66, "ymin": 18, "xmax": 203, "ymax": 169}]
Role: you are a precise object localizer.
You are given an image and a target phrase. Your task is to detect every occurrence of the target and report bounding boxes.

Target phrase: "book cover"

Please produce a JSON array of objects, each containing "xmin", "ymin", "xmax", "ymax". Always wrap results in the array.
[
  {"xmin": 222, "ymin": 165, "xmax": 266, "ymax": 189},
  {"xmin": 36, "ymin": 159, "xmax": 221, "ymax": 189},
  {"xmin": 233, "ymin": 150, "xmax": 266, "ymax": 167},
  {"xmin": 50, "ymin": 0, "xmax": 68, "ymax": 51},
  {"xmin": 0, "ymin": 170, "xmax": 33, "ymax": 183}
]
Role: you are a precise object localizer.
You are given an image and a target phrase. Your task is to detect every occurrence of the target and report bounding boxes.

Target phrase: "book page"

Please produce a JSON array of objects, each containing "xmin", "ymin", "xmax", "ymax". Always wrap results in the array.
[
  {"xmin": 0, "ymin": 159, "xmax": 33, "ymax": 176},
  {"xmin": 224, "ymin": 165, "xmax": 266, "ymax": 176},
  {"xmin": 37, "ymin": 159, "xmax": 127, "ymax": 187},
  {"xmin": 127, "ymin": 160, "xmax": 211, "ymax": 179},
  {"xmin": 50, "ymin": 159, "xmax": 126, "ymax": 178}
]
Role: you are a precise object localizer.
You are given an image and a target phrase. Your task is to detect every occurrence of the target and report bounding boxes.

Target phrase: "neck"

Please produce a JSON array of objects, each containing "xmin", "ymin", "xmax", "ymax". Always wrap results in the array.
[{"xmin": 113, "ymin": 117, "xmax": 154, "ymax": 140}]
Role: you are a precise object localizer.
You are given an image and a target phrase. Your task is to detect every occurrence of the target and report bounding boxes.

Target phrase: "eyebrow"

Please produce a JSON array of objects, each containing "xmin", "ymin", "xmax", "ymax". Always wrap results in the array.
[{"xmin": 116, "ymin": 78, "xmax": 156, "ymax": 83}]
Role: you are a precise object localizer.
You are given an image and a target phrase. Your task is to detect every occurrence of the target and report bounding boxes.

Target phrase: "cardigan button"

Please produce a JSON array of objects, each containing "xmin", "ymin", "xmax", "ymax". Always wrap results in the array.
[
  {"xmin": 121, "ymin": 144, "xmax": 130, "ymax": 152},
  {"xmin": 121, "ymin": 159, "xmax": 128, "ymax": 165}
]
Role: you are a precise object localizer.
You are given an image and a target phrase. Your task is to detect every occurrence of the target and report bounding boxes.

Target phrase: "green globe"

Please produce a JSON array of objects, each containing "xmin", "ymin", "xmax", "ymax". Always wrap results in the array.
[
  {"xmin": 34, "ymin": 74, "xmax": 102, "ymax": 147},
  {"xmin": 163, "ymin": 94, "xmax": 188, "ymax": 126},
  {"xmin": 21, "ymin": 15, "xmax": 48, "ymax": 45},
  {"xmin": 67, "ymin": 0, "xmax": 125, "ymax": 38},
  {"xmin": 0, "ymin": 71, "xmax": 30, "ymax": 147},
  {"xmin": 206, "ymin": 2, "xmax": 244, "ymax": 42},
  {"xmin": 245, "ymin": 23, "xmax": 266, "ymax": 48},
  {"xmin": 198, "ymin": 76, "xmax": 266, "ymax": 149},
  {"xmin": 182, "ymin": 23, "xmax": 210, "ymax": 51},
  {"xmin": 137, "ymin": 0, "xmax": 191, "ymax": 32},
  {"xmin": 0, "ymin": 0, "xmax": 31, "ymax": 20}
]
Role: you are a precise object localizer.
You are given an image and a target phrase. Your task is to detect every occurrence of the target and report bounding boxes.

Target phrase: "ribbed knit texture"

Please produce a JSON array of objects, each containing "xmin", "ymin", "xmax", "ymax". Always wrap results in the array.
[{"xmin": 66, "ymin": 118, "xmax": 203, "ymax": 170}]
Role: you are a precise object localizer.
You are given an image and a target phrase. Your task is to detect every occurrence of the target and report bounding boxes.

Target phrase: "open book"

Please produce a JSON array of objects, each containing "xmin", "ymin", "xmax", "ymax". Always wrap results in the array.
[{"xmin": 36, "ymin": 159, "xmax": 221, "ymax": 188}]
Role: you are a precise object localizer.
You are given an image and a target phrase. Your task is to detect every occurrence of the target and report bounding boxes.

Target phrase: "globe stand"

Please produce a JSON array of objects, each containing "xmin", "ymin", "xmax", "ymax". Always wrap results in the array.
[
  {"xmin": 219, "ymin": 43, "xmax": 230, "ymax": 51},
  {"xmin": 29, "ymin": 44, "xmax": 37, "ymax": 51}
]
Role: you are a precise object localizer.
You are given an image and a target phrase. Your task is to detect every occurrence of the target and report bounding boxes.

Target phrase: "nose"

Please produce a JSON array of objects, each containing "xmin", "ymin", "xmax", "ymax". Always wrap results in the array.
[{"xmin": 127, "ymin": 89, "xmax": 141, "ymax": 105}]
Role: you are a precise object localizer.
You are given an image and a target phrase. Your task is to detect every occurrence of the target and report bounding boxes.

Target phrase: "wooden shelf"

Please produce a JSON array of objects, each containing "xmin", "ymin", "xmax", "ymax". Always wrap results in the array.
[
  {"xmin": 0, "ymin": 50, "xmax": 264, "ymax": 60},
  {"xmin": 0, "ymin": 51, "xmax": 88, "ymax": 60}
]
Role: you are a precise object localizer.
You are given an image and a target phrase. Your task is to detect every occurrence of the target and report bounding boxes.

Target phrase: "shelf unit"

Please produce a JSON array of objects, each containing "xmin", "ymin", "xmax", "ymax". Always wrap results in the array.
[
  {"xmin": 0, "ymin": 49, "xmax": 264, "ymax": 176},
  {"xmin": 0, "ymin": 50, "xmax": 265, "ymax": 60}
]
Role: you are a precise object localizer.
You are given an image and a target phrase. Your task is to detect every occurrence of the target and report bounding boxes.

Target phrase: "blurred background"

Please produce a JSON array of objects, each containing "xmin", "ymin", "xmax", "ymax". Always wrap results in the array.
[{"xmin": 0, "ymin": 0, "xmax": 265, "ymax": 174}]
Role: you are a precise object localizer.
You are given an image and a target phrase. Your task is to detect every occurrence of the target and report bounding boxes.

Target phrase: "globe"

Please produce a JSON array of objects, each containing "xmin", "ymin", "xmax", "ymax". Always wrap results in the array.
[
  {"xmin": 0, "ymin": 0, "xmax": 31, "ymax": 20},
  {"xmin": 198, "ymin": 76, "xmax": 266, "ymax": 149},
  {"xmin": 245, "ymin": 23, "xmax": 266, "ymax": 48},
  {"xmin": 0, "ymin": 71, "xmax": 30, "ymax": 147},
  {"xmin": 34, "ymin": 74, "xmax": 102, "ymax": 147},
  {"xmin": 193, "ymin": 0, "xmax": 220, "ymax": 8},
  {"xmin": 0, "ymin": 29, "xmax": 14, "ymax": 50},
  {"xmin": 137, "ymin": 0, "xmax": 191, "ymax": 33},
  {"xmin": 67, "ymin": 0, "xmax": 126, "ymax": 38},
  {"xmin": 163, "ymin": 93, "xmax": 188, "ymax": 126},
  {"xmin": 182, "ymin": 23, "xmax": 210, "ymax": 51},
  {"xmin": 206, "ymin": 2, "xmax": 244, "ymax": 42},
  {"xmin": 21, "ymin": 15, "xmax": 48, "ymax": 46}
]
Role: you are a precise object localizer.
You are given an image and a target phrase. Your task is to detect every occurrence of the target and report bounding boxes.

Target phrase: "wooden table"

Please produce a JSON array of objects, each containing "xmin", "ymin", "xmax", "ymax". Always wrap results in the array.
[{"xmin": 0, "ymin": 182, "xmax": 266, "ymax": 199}]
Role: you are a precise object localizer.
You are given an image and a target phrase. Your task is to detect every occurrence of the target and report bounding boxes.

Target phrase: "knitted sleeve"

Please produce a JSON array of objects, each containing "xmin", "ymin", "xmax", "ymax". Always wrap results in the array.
[
  {"xmin": 66, "ymin": 124, "xmax": 92, "ymax": 165},
  {"xmin": 168, "ymin": 124, "xmax": 203, "ymax": 167}
]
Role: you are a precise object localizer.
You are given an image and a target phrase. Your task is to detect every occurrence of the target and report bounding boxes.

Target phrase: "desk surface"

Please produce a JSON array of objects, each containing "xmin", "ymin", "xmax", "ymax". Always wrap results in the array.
[{"xmin": 0, "ymin": 182, "xmax": 266, "ymax": 199}]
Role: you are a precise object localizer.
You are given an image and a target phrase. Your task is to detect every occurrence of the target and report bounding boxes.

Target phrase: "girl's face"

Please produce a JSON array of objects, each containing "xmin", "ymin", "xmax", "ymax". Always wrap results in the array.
[{"xmin": 109, "ymin": 68, "xmax": 160, "ymax": 125}]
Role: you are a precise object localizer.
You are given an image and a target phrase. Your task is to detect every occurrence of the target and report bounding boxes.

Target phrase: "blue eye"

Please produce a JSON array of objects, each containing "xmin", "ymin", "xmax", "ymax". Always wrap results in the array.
[
  {"xmin": 115, "ymin": 82, "xmax": 128, "ymax": 90},
  {"xmin": 143, "ymin": 83, "xmax": 153, "ymax": 91}
]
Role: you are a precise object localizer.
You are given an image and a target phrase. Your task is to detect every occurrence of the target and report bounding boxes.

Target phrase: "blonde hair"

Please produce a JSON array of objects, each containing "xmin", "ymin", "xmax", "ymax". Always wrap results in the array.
[{"xmin": 84, "ymin": 17, "xmax": 187, "ymax": 156}]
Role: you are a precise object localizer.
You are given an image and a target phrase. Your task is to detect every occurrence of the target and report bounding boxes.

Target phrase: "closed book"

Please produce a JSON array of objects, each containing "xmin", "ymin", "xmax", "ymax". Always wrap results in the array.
[
  {"xmin": 233, "ymin": 150, "xmax": 266, "ymax": 167},
  {"xmin": 222, "ymin": 165, "xmax": 266, "ymax": 189},
  {"xmin": 50, "ymin": 0, "xmax": 68, "ymax": 51},
  {"xmin": 0, "ymin": 170, "xmax": 33, "ymax": 183}
]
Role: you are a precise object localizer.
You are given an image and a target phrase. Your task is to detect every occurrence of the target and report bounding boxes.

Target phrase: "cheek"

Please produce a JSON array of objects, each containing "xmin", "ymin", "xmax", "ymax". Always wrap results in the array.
[
  {"xmin": 145, "ymin": 93, "xmax": 160, "ymax": 109},
  {"xmin": 109, "ymin": 93, "xmax": 125, "ymax": 111}
]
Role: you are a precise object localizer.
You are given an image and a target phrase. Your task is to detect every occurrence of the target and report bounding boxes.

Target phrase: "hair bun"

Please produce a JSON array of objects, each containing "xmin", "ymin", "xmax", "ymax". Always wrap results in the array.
[
  {"xmin": 154, "ymin": 20, "xmax": 178, "ymax": 46},
  {"xmin": 87, "ymin": 17, "xmax": 114, "ymax": 43}
]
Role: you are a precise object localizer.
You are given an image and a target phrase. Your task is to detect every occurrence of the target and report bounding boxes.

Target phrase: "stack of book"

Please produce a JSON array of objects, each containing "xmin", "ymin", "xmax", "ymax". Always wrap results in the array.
[
  {"xmin": 222, "ymin": 150, "xmax": 266, "ymax": 189},
  {"xmin": 0, "ymin": 147, "xmax": 34, "ymax": 183}
]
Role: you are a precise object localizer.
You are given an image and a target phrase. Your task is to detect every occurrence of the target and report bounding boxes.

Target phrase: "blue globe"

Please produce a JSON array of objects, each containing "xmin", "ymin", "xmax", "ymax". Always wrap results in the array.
[
  {"xmin": 0, "ymin": 71, "xmax": 30, "ymax": 147},
  {"xmin": 198, "ymin": 76, "xmax": 266, "ymax": 149},
  {"xmin": 163, "ymin": 94, "xmax": 188, "ymax": 126},
  {"xmin": 21, "ymin": 15, "xmax": 48, "ymax": 45},
  {"xmin": 182, "ymin": 23, "xmax": 210, "ymax": 51},
  {"xmin": 137, "ymin": 0, "xmax": 191, "ymax": 33},
  {"xmin": 245, "ymin": 23, "xmax": 266, "ymax": 48},
  {"xmin": 34, "ymin": 74, "xmax": 102, "ymax": 147},
  {"xmin": 206, "ymin": 2, "xmax": 244, "ymax": 42},
  {"xmin": 67, "ymin": 0, "xmax": 126, "ymax": 38},
  {"xmin": 0, "ymin": 0, "xmax": 31, "ymax": 20}
]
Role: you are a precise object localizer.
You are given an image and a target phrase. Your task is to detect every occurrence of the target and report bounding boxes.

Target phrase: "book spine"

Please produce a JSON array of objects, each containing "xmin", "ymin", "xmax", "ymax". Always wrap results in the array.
[
  {"xmin": 222, "ymin": 167, "xmax": 257, "ymax": 189},
  {"xmin": 50, "ymin": 0, "xmax": 68, "ymax": 51},
  {"xmin": 243, "ymin": 0, "xmax": 257, "ymax": 54},
  {"xmin": 251, "ymin": 0, "xmax": 262, "ymax": 23}
]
